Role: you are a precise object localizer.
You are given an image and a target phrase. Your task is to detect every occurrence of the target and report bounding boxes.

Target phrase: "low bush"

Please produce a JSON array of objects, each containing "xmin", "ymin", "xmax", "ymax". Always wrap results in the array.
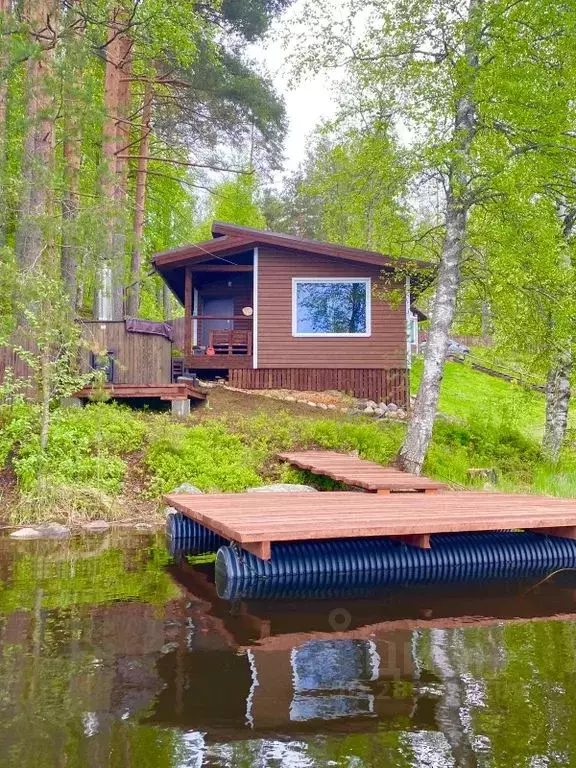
[{"xmin": 144, "ymin": 421, "xmax": 262, "ymax": 495}]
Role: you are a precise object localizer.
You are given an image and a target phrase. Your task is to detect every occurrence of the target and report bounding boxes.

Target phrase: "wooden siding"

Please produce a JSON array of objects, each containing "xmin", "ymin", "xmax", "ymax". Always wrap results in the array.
[
  {"xmin": 229, "ymin": 367, "xmax": 408, "ymax": 406},
  {"xmin": 256, "ymin": 247, "xmax": 406, "ymax": 369},
  {"xmin": 79, "ymin": 322, "xmax": 172, "ymax": 385}
]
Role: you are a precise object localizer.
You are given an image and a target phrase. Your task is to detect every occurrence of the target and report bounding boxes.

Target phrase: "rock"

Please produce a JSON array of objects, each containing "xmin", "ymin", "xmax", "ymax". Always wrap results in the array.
[
  {"xmin": 378, "ymin": 402, "xmax": 389, "ymax": 412},
  {"xmin": 82, "ymin": 520, "xmax": 111, "ymax": 533},
  {"xmin": 246, "ymin": 484, "xmax": 318, "ymax": 493},
  {"xmin": 10, "ymin": 527, "xmax": 42, "ymax": 539},
  {"xmin": 363, "ymin": 405, "xmax": 376, "ymax": 415},
  {"xmin": 397, "ymin": 409, "xmax": 407, "ymax": 419},
  {"xmin": 387, "ymin": 403, "xmax": 399, "ymax": 412},
  {"xmin": 326, "ymin": 404, "xmax": 337, "ymax": 410},
  {"xmin": 386, "ymin": 411, "xmax": 399, "ymax": 420},
  {"xmin": 34, "ymin": 523, "xmax": 71, "ymax": 538},
  {"xmin": 168, "ymin": 483, "xmax": 203, "ymax": 495},
  {"xmin": 284, "ymin": 396, "xmax": 296, "ymax": 402},
  {"xmin": 318, "ymin": 403, "xmax": 328, "ymax": 409},
  {"xmin": 306, "ymin": 401, "xmax": 318, "ymax": 408},
  {"xmin": 374, "ymin": 405, "xmax": 388, "ymax": 417}
]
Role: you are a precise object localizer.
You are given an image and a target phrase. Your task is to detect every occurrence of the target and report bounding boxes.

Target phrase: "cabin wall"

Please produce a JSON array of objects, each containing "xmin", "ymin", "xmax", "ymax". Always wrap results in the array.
[
  {"xmin": 80, "ymin": 322, "xmax": 172, "ymax": 385},
  {"xmin": 256, "ymin": 247, "xmax": 406, "ymax": 369}
]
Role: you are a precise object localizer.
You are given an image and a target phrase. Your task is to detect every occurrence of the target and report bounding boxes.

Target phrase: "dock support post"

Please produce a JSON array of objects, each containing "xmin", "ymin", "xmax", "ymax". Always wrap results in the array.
[{"xmin": 171, "ymin": 398, "xmax": 190, "ymax": 418}]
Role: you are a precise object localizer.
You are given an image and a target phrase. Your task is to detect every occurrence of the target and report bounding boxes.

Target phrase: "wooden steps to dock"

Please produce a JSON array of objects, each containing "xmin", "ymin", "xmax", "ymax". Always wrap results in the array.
[
  {"xmin": 278, "ymin": 451, "xmax": 446, "ymax": 493},
  {"xmin": 164, "ymin": 490, "xmax": 576, "ymax": 561}
]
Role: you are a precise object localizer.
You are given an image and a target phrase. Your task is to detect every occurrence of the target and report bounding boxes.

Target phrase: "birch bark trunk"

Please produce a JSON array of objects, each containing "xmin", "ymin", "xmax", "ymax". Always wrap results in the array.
[
  {"xmin": 542, "ymin": 206, "xmax": 574, "ymax": 460},
  {"xmin": 543, "ymin": 351, "xmax": 571, "ymax": 461},
  {"xmin": 398, "ymin": 0, "xmax": 481, "ymax": 475},
  {"xmin": 14, "ymin": 0, "xmax": 57, "ymax": 271},
  {"xmin": 126, "ymin": 80, "xmax": 152, "ymax": 317}
]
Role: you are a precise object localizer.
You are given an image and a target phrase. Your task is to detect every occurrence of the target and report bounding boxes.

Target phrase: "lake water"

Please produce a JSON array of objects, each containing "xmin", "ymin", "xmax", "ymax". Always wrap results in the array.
[{"xmin": 1, "ymin": 530, "xmax": 576, "ymax": 767}]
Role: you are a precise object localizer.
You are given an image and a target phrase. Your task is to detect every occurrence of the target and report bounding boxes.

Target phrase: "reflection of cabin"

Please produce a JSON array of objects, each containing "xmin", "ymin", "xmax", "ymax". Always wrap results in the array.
[{"xmin": 153, "ymin": 222, "xmax": 430, "ymax": 405}]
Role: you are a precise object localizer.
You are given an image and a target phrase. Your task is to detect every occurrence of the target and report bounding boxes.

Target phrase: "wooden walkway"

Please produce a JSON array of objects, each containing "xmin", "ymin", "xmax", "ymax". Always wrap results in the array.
[
  {"xmin": 278, "ymin": 451, "xmax": 446, "ymax": 493},
  {"xmin": 164, "ymin": 490, "xmax": 576, "ymax": 560},
  {"xmin": 76, "ymin": 382, "xmax": 206, "ymax": 401}
]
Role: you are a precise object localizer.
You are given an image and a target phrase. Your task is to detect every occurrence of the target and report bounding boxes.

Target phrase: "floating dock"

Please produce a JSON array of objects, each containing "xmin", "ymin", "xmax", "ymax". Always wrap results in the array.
[{"xmin": 164, "ymin": 490, "xmax": 576, "ymax": 561}]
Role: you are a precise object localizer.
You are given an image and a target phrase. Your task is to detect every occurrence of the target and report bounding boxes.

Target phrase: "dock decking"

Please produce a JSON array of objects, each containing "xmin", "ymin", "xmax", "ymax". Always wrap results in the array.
[
  {"xmin": 76, "ymin": 382, "xmax": 206, "ymax": 401},
  {"xmin": 277, "ymin": 451, "xmax": 446, "ymax": 493},
  {"xmin": 164, "ymin": 490, "xmax": 576, "ymax": 560}
]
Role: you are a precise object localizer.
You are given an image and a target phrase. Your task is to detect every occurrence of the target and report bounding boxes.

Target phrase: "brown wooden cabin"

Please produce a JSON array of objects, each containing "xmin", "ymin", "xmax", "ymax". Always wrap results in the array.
[{"xmin": 153, "ymin": 222, "xmax": 430, "ymax": 405}]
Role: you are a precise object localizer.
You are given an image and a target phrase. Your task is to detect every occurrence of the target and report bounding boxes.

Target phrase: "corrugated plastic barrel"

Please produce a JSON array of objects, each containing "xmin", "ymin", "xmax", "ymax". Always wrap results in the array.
[
  {"xmin": 166, "ymin": 512, "xmax": 227, "ymax": 556},
  {"xmin": 215, "ymin": 532, "xmax": 576, "ymax": 600}
]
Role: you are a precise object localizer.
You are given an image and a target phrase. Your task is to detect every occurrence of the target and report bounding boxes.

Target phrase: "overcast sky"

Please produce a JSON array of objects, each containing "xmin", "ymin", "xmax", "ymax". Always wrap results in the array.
[{"xmin": 249, "ymin": 0, "xmax": 340, "ymax": 175}]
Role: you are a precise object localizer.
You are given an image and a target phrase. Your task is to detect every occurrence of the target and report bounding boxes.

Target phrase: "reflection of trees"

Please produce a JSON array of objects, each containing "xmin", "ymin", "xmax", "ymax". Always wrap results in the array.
[{"xmin": 297, "ymin": 282, "xmax": 367, "ymax": 333}]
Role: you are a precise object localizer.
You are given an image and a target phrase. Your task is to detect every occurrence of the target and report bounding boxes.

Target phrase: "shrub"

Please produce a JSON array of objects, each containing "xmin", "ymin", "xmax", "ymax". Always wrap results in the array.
[{"xmin": 144, "ymin": 421, "xmax": 262, "ymax": 495}]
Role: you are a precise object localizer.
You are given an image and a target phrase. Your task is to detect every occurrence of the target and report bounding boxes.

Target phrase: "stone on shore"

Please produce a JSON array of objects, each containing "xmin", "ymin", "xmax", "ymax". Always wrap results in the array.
[{"xmin": 246, "ymin": 483, "xmax": 318, "ymax": 493}]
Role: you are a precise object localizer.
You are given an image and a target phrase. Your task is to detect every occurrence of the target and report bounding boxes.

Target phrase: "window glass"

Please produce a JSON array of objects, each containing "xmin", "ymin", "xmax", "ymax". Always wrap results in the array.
[{"xmin": 294, "ymin": 280, "xmax": 369, "ymax": 335}]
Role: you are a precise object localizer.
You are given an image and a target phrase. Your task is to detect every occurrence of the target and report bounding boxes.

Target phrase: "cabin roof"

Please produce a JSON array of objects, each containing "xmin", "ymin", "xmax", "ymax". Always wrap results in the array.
[{"xmin": 152, "ymin": 221, "xmax": 433, "ymax": 272}]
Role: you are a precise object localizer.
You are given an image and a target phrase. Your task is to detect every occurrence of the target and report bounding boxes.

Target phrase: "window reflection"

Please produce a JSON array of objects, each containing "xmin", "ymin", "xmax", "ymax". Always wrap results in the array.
[{"xmin": 294, "ymin": 280, "xmax": 369, "ymax": 335}]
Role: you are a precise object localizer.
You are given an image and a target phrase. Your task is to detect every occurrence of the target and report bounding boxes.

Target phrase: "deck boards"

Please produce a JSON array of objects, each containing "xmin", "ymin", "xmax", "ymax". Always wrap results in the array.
[
  {"xmin": 277, "ymin": 451, "xmax": 446, "ymax": 492},
  {"xmin": 164, "ymin": 491, "xmax": 576, "ymax": 560},
  {"xmin": 76, "ymin": 382, "xmax": 206, "ymax": 401}
]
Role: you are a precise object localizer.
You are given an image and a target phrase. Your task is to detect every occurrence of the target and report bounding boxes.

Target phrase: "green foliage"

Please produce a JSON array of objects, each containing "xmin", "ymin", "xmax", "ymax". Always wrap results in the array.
[
  {"xmin": 8, "ymin": 403, "xmax": 146, "ymax": 494},
  {"xmin": 144, "ymin": 421, "xmax": 263, "ymax": 494}
]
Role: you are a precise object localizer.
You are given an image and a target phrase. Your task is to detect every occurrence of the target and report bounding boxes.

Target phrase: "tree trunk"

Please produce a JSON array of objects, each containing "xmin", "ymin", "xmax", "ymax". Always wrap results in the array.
[
  {"xmin": 398, "ymin": 0, "xmax": 481, "ymax": 475},
  {"xmin": 126, "ymin": 80, "xmax": 152, "ymax": 317},
  {"xmin": 163, "ymin": 283, "xmax": 171, "ymax": 320},
  {"xmin": 542, "ymin": 203, "xmax": 575, "ymax": 460},
  {"xmin": 60, "ymin": 0, "xmax": 85, "ymax": 310},
  {"xmin": 39, "ymin": 344, "xmax": 51, "ymax": 452},
  {"xmin": 14, "ymin": 0, "xmax": 57, "ymax": 271},
  {"xmin": 0, "ymin": 0, "xmax": 11, "ymax": 246},
  {"xmin": 543, "ymin": 350, "xmax": 572, "ymax": 461},
  {"xmin": 94, "ymin": 8, "xmax": 132, "ymax": 319}
]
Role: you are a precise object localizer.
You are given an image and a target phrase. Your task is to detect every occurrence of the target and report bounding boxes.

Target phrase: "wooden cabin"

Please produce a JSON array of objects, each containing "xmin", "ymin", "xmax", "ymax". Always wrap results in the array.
[{"xmin": 154, "ymin": 222, "xmax": 429, "ymax": 405}]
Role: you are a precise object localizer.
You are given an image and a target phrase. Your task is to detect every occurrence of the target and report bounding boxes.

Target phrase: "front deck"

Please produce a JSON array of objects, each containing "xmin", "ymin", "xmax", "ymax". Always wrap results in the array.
[{"xmin": 76, "ymin": 381, "xmax": 206, "ymax": 402}]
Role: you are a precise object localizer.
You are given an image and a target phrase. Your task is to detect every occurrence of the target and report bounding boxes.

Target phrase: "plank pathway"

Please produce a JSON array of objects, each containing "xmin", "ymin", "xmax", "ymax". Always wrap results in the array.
[
  {"xmin": 164, "ymin": 490, "xmax": 576, "ymax": 560},
  {"xmin": 76, "ymin": 382, "xmax": 206, "ymax": 401},
  {"xmin": 277, "ymin": 450, "xmax": 446, "ymax": 493}
]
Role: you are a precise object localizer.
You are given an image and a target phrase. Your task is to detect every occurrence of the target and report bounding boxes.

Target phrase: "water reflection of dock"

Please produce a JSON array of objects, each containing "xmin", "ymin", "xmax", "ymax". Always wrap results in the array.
[{"xmin": 141, "ymin": 561, "xmax": 576, "ymax": 739}]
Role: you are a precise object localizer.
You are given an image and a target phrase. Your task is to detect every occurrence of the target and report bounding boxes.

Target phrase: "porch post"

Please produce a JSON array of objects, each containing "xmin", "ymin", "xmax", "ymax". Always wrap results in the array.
[{"xmin": 184, "ymin": 267, "xmax": 193, "ymax": 364}]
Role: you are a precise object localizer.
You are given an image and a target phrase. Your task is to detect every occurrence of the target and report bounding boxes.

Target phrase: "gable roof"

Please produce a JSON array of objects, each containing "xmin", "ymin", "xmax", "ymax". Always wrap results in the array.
[{"xmin": 152, "ymin": 221, "xmax": 432, "ymax": 272}]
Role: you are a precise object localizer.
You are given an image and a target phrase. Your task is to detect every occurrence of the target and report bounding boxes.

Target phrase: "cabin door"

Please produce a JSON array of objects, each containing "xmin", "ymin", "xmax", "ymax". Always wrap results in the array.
[{"xmin": 202, "ymin": 297, "xmax": 234, "ymax": 347}]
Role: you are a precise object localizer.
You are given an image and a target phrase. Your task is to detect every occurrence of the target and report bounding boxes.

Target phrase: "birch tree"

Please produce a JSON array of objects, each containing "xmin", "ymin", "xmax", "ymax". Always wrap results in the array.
[{"xmin": 299, "ymin": 0, "xmax": 576, "ymax": 473}]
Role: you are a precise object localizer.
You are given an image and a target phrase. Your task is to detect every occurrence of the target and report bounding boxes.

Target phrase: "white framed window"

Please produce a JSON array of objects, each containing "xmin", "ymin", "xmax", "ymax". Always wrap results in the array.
[{"xmin": 292, "ymin": 278, "xmax": 371, "ymax": 337}]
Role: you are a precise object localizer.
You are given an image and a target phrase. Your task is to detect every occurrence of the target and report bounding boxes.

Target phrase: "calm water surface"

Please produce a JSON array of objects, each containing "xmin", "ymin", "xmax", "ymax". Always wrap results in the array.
[{"xmin": 1, "ymin": 530, "xmax": 576, "ymax": 767}]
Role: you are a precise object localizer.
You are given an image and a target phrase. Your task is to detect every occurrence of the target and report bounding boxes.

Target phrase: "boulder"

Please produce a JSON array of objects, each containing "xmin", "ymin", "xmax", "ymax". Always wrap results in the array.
[
  {"xmin": 246, "ymin": 483, "xmax": 318, "ymax": 493},
  {"xmin": 363, "ymin": 405, "xmax": 376, "ymax": 415},
  {"xmin": 82, "ymin": 520, "xmax": 111, "ymax": 533},
  {"xmin": 387, "ymin": 403, "xmax": 399, "ymax": 412},
  {"xmin": 378, "ymin": 402, "xmax": 389, "ymax": 412},
  {"xmin": 168, "ymin": 483, "xmax": 203, "ymax": 495},
  {"xmin": 34, "ymin": 523, "xmax": 71, "ymax": 538},
  {"xmin": 10, "ymin": 527, "xmax": 42, "ymax": 539},
  {"xmin": 397, "ymin": 409, "xmax": 407, "ymax": 419}
]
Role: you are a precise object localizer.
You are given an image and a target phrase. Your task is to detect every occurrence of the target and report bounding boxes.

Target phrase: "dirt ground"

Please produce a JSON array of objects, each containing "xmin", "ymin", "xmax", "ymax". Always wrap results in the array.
[{"xmin": 192, "ymin": 385, "xmax": 355, "ymax": 421}]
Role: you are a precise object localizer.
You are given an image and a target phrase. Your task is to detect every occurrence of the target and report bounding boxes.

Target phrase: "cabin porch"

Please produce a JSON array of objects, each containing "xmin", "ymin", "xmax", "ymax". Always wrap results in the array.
[{"xmin": 169, "ymin": 256, "xmax": 255, "ymax": 372}]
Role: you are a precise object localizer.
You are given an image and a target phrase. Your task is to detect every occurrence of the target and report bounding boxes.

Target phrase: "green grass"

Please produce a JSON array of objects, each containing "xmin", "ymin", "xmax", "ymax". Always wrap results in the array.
[{"xmin": 411, "ymin": 356, "xmax": 552, "ymax": 440}]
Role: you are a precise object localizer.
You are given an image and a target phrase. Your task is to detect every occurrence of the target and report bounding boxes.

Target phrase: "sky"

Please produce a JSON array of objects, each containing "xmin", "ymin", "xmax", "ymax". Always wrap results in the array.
[{"xmin": 248, "ymin": 0, "xmax": 340, "ymax": 176}]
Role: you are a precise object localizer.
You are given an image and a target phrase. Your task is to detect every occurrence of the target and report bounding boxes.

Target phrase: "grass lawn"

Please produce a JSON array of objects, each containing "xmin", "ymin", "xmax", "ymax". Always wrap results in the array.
[{"xmin": 410, "ymin": 356, "xmax": 554, "ymax": 441}]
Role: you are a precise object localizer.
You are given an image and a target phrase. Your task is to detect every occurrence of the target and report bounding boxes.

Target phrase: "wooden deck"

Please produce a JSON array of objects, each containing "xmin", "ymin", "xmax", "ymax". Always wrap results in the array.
[
  {"xmin": 164, "ymin": 490, "xmax": 576, "ymax": 560},
  {"xmin": 76, "ymin": 382, "xmax": 206, "ymax": 401},
  {"xmin": 278, "ymin": 451, "xmax": 446, "ymax": 493}
]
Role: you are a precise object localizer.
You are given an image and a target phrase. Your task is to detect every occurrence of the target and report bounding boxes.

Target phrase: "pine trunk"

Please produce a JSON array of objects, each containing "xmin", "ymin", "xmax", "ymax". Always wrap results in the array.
[
  {"xmin": 0, "ymin": 0, "xmax": 11, "ymax": 246},
  {"xmin": 94, "ymin": 9, "xmax": 132, "ymax": 320},
  {"xmin": 126, "ymin": 80, "xmax": 152, "ymax": 317},
  {"xmin": 14, "ymin": 0, "xmax": 57, "ymax": 271},
  {"xmin": 398, "ymin": 0, "xmax": 481, "ymax": 475},
  {"xmin": 543, "ymin": 350, "xmax": 572, "ymax": 461},
  {"xmin": 60, "ymin": 0, "xmax": 84, "ymax": 310}
]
